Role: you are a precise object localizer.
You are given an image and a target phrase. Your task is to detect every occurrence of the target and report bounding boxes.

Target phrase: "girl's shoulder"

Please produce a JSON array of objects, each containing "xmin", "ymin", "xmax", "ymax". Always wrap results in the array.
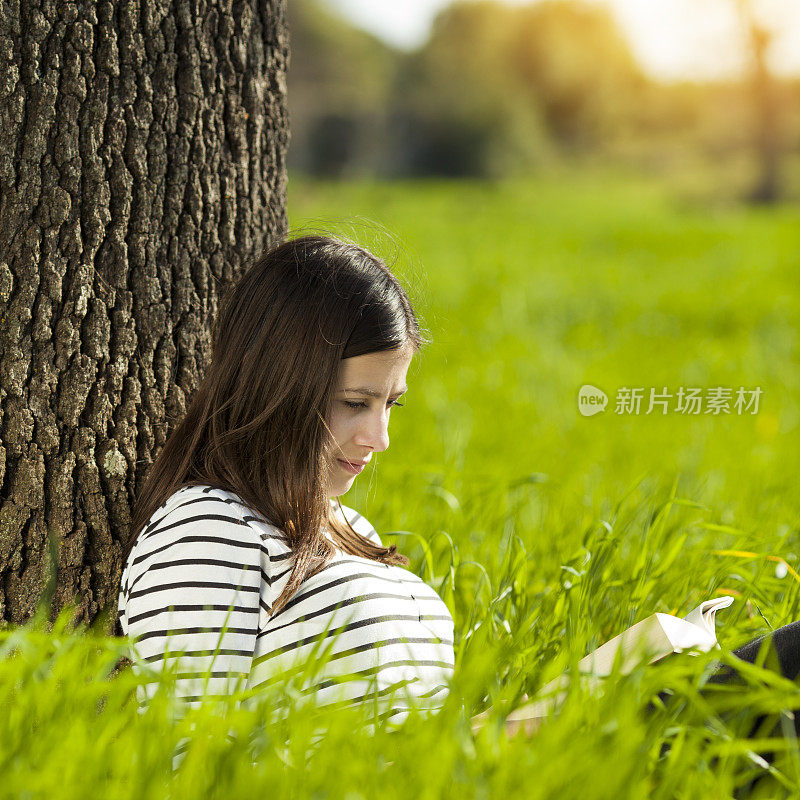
[
  {"xmin": 136, "ymin": 483, "xmax": 383, "ymax": 550},
  {"xmin": 169, "ymin": 482, "xmax": 290, "ymax": 541},
  {"xmin": 133, "ymin": 483, "xmax": 288, "ymax": 555},
  {"xmin": 119, "ymin": 483, "xmax": 278, "ymax": 620}
]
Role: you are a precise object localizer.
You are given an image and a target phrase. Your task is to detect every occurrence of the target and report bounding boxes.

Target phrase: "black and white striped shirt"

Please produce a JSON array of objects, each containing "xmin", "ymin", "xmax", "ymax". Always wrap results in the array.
[{"xmin": 118, "ymin": 483, "xmax": 455, "ymax": 733}]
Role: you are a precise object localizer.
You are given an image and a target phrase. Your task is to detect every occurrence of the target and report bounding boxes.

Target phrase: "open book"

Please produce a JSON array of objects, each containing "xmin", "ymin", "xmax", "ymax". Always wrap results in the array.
[{"xmin": 477, "ymin": 596, "xmax": 734, "ymax": 731}]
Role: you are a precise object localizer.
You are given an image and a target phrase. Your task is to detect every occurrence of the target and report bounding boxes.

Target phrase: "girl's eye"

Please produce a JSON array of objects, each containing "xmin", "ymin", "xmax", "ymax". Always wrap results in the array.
[{"xmin": 342, "ymin": 399, "xmax": 405, "ymax": 410}]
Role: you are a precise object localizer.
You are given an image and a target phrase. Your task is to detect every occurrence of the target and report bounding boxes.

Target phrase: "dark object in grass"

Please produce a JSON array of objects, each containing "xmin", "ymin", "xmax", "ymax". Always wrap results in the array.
[{"xmin": 653, "ymin": 621, "xmax": 800, "ymax": 798}]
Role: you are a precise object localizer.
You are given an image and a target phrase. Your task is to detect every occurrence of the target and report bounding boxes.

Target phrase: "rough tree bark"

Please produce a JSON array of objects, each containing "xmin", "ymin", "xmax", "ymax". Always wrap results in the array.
[{"xmin": 0, "ymin": 0, "xmax": 290, "ymax": 633}]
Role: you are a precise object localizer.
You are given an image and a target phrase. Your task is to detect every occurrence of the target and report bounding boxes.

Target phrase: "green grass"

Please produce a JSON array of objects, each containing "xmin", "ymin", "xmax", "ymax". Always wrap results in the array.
[{"xmin": 2, "ymin": 169, "xmax": 799, "ymax": 798}]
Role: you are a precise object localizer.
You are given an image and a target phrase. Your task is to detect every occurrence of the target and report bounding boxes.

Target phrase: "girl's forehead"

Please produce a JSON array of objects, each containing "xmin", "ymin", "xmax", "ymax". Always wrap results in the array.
[{"xmin": 338, "ymin": 347, "xmax": 414, "ymax": 385}]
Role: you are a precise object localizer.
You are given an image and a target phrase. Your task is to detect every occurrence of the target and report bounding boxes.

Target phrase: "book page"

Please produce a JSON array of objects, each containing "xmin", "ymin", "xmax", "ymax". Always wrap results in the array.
[
  {"xmin": 577, "ymin": 614, "xmax": 674, "ymax": 676},
  {"xmin": 681, "ymin": 595, "xmax": 735, "ymax": 635},
  {"xmin": 656, "ymin": 613, "xmax": 718, "ymax": 652}
]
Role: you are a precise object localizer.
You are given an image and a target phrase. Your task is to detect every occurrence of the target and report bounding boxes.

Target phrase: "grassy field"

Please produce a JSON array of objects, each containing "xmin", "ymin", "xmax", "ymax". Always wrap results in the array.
[{"xmin": 2, "ymin": 169, "xmax": 799, "ymax": 798}]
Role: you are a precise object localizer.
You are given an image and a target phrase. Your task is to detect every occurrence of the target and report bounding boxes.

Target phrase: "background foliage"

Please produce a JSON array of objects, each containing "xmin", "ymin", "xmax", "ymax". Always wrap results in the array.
[{"xmin": 287, "ymin": 0, "xmax": 800, "ymax": 199}]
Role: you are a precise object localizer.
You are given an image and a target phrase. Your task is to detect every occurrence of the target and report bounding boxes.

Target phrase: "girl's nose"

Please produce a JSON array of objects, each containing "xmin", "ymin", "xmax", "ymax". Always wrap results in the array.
[{"xmin": 355, "ymin": 409, "xmax": 390, "ymax": 452}]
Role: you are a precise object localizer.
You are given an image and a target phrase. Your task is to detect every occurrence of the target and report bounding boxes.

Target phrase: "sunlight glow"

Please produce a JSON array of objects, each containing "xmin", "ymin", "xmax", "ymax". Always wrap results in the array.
[{"xmin": 323, "ymin": 0, "xmax": 800, "ymax": 81}]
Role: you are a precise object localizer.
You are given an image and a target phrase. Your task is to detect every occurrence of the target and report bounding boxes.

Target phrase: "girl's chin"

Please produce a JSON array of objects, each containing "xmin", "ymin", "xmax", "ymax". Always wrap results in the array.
[{"xmin": 327, "ymin": 477, "xmax": 355, "ymax": 498}]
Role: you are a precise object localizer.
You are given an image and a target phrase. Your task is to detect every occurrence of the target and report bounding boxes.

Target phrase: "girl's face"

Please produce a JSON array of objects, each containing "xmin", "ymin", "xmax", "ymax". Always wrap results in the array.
[{"xmin": 325, "ymin": 344, "xmax": 414, "ymax": 498}]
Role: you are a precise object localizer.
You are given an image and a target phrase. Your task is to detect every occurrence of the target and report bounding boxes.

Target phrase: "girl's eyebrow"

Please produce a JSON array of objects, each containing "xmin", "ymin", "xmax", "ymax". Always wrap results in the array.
[{"xmin": 342, "ymin": 386, "xmax": 408, "ymax": 397}]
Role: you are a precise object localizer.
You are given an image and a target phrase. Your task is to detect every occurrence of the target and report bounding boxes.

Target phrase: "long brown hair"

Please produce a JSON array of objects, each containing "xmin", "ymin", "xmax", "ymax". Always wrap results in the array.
[{"xmin": 123, "ymin": 235, "xmax": 428, "ymax": 618}]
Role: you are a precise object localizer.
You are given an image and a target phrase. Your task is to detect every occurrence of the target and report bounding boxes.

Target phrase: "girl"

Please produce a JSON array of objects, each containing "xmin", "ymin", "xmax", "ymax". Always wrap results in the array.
[{"xmin": 117, "ymin": 235, "xmax": 458, "ymax": 746}]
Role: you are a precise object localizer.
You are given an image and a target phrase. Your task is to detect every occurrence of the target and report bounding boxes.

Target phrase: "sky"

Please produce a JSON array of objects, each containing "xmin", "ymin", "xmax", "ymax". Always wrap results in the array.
[{"xmin": 323, "ymin": 0, "xmax": 800, "ymax": 82}]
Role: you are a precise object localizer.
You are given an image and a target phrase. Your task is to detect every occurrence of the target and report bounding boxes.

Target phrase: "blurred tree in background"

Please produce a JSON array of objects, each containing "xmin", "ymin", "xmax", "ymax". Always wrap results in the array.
[
  {"xmin": 286, "ymin": 0, "xmax": 398, "ymax": 177},
  {"xmin": 735, "ymin": 0, "xmax": 782, "ymax": 202},
  {"xmin": 389, "ymin": 2, "xmax": 554, "ymax": 177},
  {"xmin": 502, "ymin": 2, "xmax": 647, "ymax": 150},
  {"xmin": 286, "ymin": 0, "xmax": 799, "ymax": 197}
]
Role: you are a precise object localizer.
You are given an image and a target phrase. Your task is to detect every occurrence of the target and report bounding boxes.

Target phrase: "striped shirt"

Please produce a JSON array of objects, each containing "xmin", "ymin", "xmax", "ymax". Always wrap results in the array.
[{"xmin": 117, "ymin": 483, "xmax": 455, "ymax": 738}]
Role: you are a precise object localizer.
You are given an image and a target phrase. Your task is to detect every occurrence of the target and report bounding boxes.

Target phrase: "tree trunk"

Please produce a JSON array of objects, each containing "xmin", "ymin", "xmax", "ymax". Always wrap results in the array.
[{"xmin": 0, "ymin": 0, "xmax": 290, "ymax": 633}]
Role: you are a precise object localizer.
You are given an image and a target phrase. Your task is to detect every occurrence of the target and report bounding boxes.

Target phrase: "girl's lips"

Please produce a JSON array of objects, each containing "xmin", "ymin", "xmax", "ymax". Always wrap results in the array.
[{"xmin": 338, "ymin": 459, "xmax": 366, "ymax": 475}]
